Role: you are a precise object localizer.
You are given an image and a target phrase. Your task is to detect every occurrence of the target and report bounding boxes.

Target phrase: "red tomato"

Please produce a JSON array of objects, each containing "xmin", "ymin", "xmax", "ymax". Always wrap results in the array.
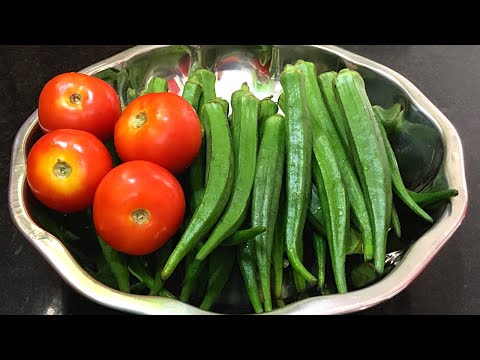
[
  {"xmin": 93, "ymin": 160, "xmax": 185, "ymax": 255},
  {"xmin": 38, "ymin": 72, "xmax": 121, "ymax": 141},
  {"xmin": 26, "ymin": 129, "xmax": 113, "ymax": 213},
  {"xmin": 114, "ymin": 92, "xmax": 202, "ymax": 174}
]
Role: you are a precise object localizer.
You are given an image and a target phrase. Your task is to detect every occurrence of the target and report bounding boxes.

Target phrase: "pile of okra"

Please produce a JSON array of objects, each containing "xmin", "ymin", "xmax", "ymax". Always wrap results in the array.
[{"xmin": 82, "ymin": 60, "xmax": 458, "ymax": 313}]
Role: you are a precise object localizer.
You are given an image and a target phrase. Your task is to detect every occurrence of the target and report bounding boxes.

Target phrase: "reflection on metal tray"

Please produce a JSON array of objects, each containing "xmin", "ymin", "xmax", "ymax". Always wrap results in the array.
[{"xmin": 8, "ymin": 45, "xmax": 468, "ymax": 315}]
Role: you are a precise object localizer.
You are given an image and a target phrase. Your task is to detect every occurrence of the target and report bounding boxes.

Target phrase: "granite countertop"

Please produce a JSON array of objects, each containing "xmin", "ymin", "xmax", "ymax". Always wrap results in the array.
[{"xmin": 0, "ymin": 45, "xmax": 477, "ymax": 315}]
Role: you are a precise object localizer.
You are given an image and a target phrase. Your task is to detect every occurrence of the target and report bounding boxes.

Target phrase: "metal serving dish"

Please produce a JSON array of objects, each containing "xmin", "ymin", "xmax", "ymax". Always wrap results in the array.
[{"xmin": 8, "ymin": 45, "xmax": 468, "ymax": 314}]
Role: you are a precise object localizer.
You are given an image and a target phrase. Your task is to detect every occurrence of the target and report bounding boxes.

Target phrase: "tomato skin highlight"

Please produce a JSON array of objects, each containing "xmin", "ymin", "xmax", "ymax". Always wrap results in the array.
[
  {"xmin": 26, "ymin": 129, "xmax": 113, "ymax": 213},
  {"xmin": 93, "ymin": 160, "xmax": 186, "ymax": 256},
  {"xmin": 114, "ymin": 92, "xmax": 202, "ymax": 175},
  {"xmin": 38, "ymin": 72, "xmax": 121, "ymax": 141}
]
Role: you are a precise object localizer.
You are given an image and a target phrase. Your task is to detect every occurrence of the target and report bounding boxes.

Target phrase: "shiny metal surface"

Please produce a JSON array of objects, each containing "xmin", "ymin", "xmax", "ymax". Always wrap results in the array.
[{"xmin": 8, "ymin": 45, "xmax": 468, "ymax": 315}]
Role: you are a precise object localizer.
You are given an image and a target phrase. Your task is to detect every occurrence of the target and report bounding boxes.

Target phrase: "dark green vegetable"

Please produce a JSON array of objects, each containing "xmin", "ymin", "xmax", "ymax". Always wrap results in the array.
[
  {"xmin": 146, "ymin": 77, "xmax": 168, "ymax": 93},
  {"xmin": 196, "ymin": 86, "xmax": 259, "ymax": 260},
  {"xmin": 375, "ymin": 106, "xmax": 443, "ymax": 190},
  {"xmin": 199, "ymin": 247, "xmax": 235, "ymax": 311},
  {"xmin": 97, "ymin": 234, "xmax": 130, "ymax": 293},
  {"xmin": 312, "ymin": 232, "xmax": 326, "ymax": 290},
  {"xmin": 182, "ymin": 80, "xmax": 204, "ymax": 215},
  {"xmin": 215, "ymin": 97, "xmax": 230, "ymax": 117},
  {"xmin": 272, "ymin": 193, "xmax": 285, "ymax": 300},
  {"xmin": 311, "ymin": 154, "xmax": 348, "ymax": 293},
  {"xmin": 351, "ymin": 261, "xmax": 377, "ymax": 289},
  {"xmin": 30, "ymin": 203, "xmax": 97, "ymax": 274},
  {"xmin": 190, "ymin": 69, "xmax": 217, "ymax": 109},
  {"xmin": 372, "ymin": 103, "xmax": 402, "ymax": 135},
  {"xmin": 128, "ymin": 256, "xmax": 154, "ymax": 289},
  {"xmin": 181, "ymin": 79, "xmax": 203, "ymax": 111},
  {"xmin": 258, "ymin": 96, "xmax": 279, "ymax": 138},
  {"xmin": 292, "ymin": 252, "xmax": 306, "ymax": 294},
  {"xmin": 407, "ymin": 188, "xmax": 459, "ymax": 208},
  {"xmin": 130, "ymin": 282, "xmax": 149, "ymax": 294},
  {"xmin": 238, "ymin": 240, "xmax": 264, "ymax": 314},
  {"xmin": 251, "ymin": 114, "xmax": 285, "ymax": 312},
  {"xmin": 186, "ymin": 70, "xmax": 216, "ymax": 216},
  {"xmin": 377, "ymin": 117, "xmax": 433, "ymax": 223},
  {"xmin": 130, "ymin": 283, "xmax": 176, "ymax": 298},
  {"xmin": 192, "ymin": 263, "xmax": 209, "ymax": 300},
  {"xmin": 287, "ymin": 62, "xmax": 348, "ymax": 293},
  {"xmin": 346, "ymin": 228, "xmax": 363, "ymax": 255},
  {"xmin": 93, "ymin": 68, "xmax": 119, "ymax": 87},
  {"xmin": 259, "ymin": 96, "xmax": 278, "ymax": 119},
  {"xmin": 335, "ymin": 69, "xmax": 392, "ymax": 275},
  {"xmin": 222, "ymin": 226, "xmax": 266, "ymax": 247},
  {"xmin": 179, "ymin": 241, "xmax": 207, "ymax": 303},
  {"xmin": 318, "ymin": 71, "xmax": 351, "ymax": 153},
  {"xmin": 309, "ymin": 185, "xmax": 363, "ymax": 256},
  {"xmin": 149, "ymin": 241, "xmax": 173, "ymax": 296},
  {"xmin": 127, "ymin": 88, "xmax": 137, "ymax": 104},
  {"xmin": 279, "ymin": 65, "xmax": 317, "ymax": 284},
  {"xmin": 391, "ymin": 204, "xmax": 401, "ymax": 238},
  {"xmin": 162, "ymin": 100, "xmax": 234, "ymax": 280},
  {"xmin": 116, "ymin": 68, "xmax": 129, "ymax": 110},
  {"xmin": 307, "ymin": 185, "xmax": 326, "ymax": 237},
  {"xmin": 158, "ymin": 288, "xmax": 177, "ymax": 299},
  {"xmin": 296, "ymin": 60, "xmax": 373, "ymax": 261}
]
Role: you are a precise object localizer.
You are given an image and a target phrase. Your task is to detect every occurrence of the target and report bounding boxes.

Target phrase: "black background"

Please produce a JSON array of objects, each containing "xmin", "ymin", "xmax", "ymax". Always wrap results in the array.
[{"xmin": 0, "ymin": 45, "xmax": 477, "ymax": 315}]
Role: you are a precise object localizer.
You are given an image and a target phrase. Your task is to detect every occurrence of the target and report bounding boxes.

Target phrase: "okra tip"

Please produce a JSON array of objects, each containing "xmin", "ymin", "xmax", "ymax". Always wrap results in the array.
[
  {"xmin": 318, "ymin": 70, "xmax": 338, "ymax": 78},
  {"xmin": 240, "ymin": 82, "xmax": 250, "ymax": 91},
  {"xmin": 337, "ymin": 68, "xmax": 364, "ymax": 84},
  {"xmin": 282, "ymin": 64, "xmax": 296, "ymax": 73}
]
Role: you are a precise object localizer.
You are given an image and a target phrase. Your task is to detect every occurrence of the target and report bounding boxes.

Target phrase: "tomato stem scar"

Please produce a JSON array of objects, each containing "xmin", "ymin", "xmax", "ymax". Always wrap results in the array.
[
  {"xmin": 69, "ymin": 93, "xmax": 82, "ymax": 104},
  {"xmin": 131, "ymin": 111, "xmax": 147, "ymax": 128},
  {"xmin": 53, "ymin": 159, "xmax": 72, "ymax": 179},
  {"xmin": 131, "ymin": 208, "xmax": 149, "ymax": 224}
]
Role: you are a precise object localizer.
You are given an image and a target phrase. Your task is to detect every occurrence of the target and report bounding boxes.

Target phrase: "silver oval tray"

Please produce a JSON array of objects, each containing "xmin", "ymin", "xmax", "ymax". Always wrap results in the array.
[{"xmin": 8, "ymin": 45, "xmax": 468, "ymax": 314}]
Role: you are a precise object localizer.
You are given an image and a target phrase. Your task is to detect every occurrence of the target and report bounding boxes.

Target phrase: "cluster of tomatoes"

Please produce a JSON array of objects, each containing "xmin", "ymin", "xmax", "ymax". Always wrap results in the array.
[{"xmin": 27, "ymin": 72, "xmax": 202, "ymax": 255}]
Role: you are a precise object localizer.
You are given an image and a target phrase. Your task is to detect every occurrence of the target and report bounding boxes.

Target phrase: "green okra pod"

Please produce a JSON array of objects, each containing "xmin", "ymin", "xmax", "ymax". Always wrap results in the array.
[
  {"xmin": 186, "ymin": 70, "xmax": 216, "ymax": 215},
  {"xmin": 238, "ymin": 240, "xmax": 264, "ymax": 314},
  {"xmin": 307, "ymin": 185, "xmax": 327, "ymax": 237},
  {"xmin": 199, "ymin": 247, "xmax": 235, "ymax": 311},
  {"xmin": 162, "ymin": 100, "xmax": 234, "ymax": 280},
  {"xmin": 297, "ymin": 61, "xmax": 373, "ymax": 261},
  {"xmin": 312, "ymin": 232, "xmax": 327, "ymax": 290},
  {"xmin": 97, "ymin": 234, "xmax": 130, "ymax": 293},
  {"xmin": 258, "ymin": 96, "xmax": 279, "ymax": 139},
  {"xmin": 221, "ymin": 226, "xmax": 267, "ymax": 247},
  {"xmin": 335, "ymin": 69, "xmax": 392, "ymax": 275},
  {"xmin": 407, "ymin": 188, "xmax": 459, "ymax": 208},
  {"xmin": 279, "ymin": 65, "xmax": 317, "ymax": 285},
  {"xmin": 317, "ymin": 71, "xmax": 351, "ymax": 153},
  {"xmin": 149, "ymin": 241, "xmax": 174, "ymax": 296},
  {"xmin": 272, "ymin": 196, "xmax": 286, "ymax": 300},
  {"xmin": 391, "ymin": 203, "xmax": 401, "ymax": 238},
  {"xmin": 128, "ymin": 256, "xmax": 154, "ymax": 289},
  {"xmin": 196, "ymin": 86, "xmax": 259, "ymax": 260},
  {"xmin": 179, "ymin": 241, "xmax": 206, "ymax": 303},
  {"xmin": 311, "ymin": 154, "xmax": 349, "ymax": 294},
  {"xmin": 182, "ymin": 79, "xmax": 203, "ymax": 112},
  {"xmin": 146, "ymin": 77, "xmax": 168, "ymax": 94},
  {"xmin": 251, "ymin": 114, "xmax": 285, "ymax": 312}
]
